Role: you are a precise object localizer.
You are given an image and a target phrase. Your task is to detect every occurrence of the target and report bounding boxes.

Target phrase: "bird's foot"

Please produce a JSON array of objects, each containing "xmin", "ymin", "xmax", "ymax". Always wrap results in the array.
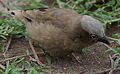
[{"xmin": 29, "ymin": 40, "xmax": 45, "ymax": 67}]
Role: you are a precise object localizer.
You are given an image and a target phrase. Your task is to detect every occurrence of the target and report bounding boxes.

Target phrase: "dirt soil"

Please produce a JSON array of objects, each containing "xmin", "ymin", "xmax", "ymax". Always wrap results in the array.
[{"xmin": 0, "ymin": 25, "xmax": 120, "ymax": 74}]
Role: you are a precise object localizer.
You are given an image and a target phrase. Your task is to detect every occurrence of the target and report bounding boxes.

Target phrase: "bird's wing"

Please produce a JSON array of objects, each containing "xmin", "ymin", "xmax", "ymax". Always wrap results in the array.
[{"xmin": 23, "ymin": 8, "xmax": 81, "ymax": 29}]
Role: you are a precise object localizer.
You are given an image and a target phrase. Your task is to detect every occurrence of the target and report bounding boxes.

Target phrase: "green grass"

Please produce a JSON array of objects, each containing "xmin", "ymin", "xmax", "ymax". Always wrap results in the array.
[
  {"xmin": 0, "ymin": 18, "xmax": 25, "ymax": 40},
  {"xmin": 0, "ymin": 58, "xmax": 50, "ymax": 74}
]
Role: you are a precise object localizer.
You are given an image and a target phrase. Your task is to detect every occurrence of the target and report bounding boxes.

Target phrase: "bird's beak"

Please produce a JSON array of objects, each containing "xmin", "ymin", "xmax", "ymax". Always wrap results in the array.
[{"xmin": 98, "ymin": 36, "xmax": 110, "ymax": 45}]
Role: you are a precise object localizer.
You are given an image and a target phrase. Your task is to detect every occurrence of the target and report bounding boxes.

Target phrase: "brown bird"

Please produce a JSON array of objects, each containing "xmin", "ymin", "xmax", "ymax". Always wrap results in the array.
[{"xmin": 9, "ymin": 8, "xmax": 109, "ymax": 57}]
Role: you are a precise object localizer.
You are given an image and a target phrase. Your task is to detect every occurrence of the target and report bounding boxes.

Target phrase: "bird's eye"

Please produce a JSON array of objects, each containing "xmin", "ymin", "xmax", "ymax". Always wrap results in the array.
[
  {"xmin": 11, "ymin": 12, "xmax": 15, "ymax": 15},
  {"xmin": 91, "ymin": 34, "xmax": 98, "ymax": 40}
]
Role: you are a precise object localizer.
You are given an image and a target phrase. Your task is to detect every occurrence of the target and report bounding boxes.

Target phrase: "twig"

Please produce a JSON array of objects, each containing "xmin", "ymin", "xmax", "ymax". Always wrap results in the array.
[
  {"xmin": 93, "ymin": 67, "xmax": 120, "ymax": 74},
  {"xmin": 72, "ymin": 0, "xmax": 80, "ymax": 9},
  {"xmin": 100, "ymin": 42, "xmax": 113, "ymax": 51},
  {"xmin": 0, "ymin": 0, "xmax": 10, "ymax": 10},
  {"xmin": 87, "ymin": 1, "xmax": 96, "ymax": 4},
  {"xmin": 93, "ymin": 68, "xmax": 111, "ymax": 74},
  {"xmin": 105, "ymin": 18, "xmax": 120, "ymax": 24},
  {"xmin": 0, "ymin": 64, "xmax": 5, "ymax": 70},
  {"xmin": 72, "ymin": 52, "xmax": 81, "ymax": 63},
  {"xmin": 107, "ymin": 36, "xmax": 119, "ymax": 41},
  {"xmin": 109, "ymin": 55, "xmax": 115, "ymax": 74},
  {"xmin": 2, "ymin": 35, "xmax": 12, "ymax": 67},
  {"xmin": 99, "ymin": 41, "xmax": 119, "ymax": 55},
  {"xmin": 0, "ymin": 0, "xmax": 6, "ymax": 7},
  {"xmin": 29, "ymin": 40, "xmax": 45, "ymax": 67},
  {"xmin": 107, "ymin": 36, "xmax": 120, "ymax": 45},
  {"xmin": 56, "ymin": 0, "xmax": 63, "ymax": 8},
  {"xmin": 3, "ymin": 35, "xmax": 12, "ymax": 55},
  {"xmin": 0, "ymin": 52, "xmax": 44, "ymax": 63}
]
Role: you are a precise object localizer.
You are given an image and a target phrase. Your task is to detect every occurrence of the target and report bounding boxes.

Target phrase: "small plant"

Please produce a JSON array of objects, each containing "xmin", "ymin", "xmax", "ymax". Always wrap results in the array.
[
  {"xmin": 0, "ymin": 17, "xmax": 25, "ymax": 39},
  {"xmin": 112, "ymin": 33, "xmax": 120, "ymax": 38},
  {"xmin": 0, "ymin": 58, "xmax": 50, "ymax": 74}
]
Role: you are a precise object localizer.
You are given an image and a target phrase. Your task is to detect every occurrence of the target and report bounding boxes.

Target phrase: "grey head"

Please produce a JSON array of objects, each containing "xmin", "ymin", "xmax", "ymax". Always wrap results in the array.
[{"xmin": 80, "ymin": 15, "xmax": 110, "ymax": 45}]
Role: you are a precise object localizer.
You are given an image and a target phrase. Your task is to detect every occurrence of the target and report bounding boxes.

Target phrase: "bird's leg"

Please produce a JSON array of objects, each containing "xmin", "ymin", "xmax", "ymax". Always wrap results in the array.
[
  {"xmin": 28, "ymin": 40, "xmax": 45, "ymax": 67},
  {"xmin": 37, "ymin": 44, "xmax": 52, "ymax": 64},
  {"xmin": 72, "ymin": 52, "xmax": 81, "ymax": 63}
]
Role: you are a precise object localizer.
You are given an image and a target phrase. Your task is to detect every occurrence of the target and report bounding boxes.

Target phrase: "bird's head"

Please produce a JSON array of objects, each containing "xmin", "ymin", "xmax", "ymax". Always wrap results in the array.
[
  {"xmin": 8, "ymin": 10, "xmax": 25, "ymax": 23},
  {"xmin": 8, "ymin": 10, "xmax": 35, "ymax": 24},
  {"xmin": 80, "ymin": 15, "xmax": 110, "ymax": 45}
]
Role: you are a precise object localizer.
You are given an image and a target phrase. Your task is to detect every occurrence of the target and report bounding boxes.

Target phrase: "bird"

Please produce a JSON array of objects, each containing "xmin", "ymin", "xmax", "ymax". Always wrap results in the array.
[{"xmin": 9, "ymin": 8, "xmax": 110, "ymax": 57}]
